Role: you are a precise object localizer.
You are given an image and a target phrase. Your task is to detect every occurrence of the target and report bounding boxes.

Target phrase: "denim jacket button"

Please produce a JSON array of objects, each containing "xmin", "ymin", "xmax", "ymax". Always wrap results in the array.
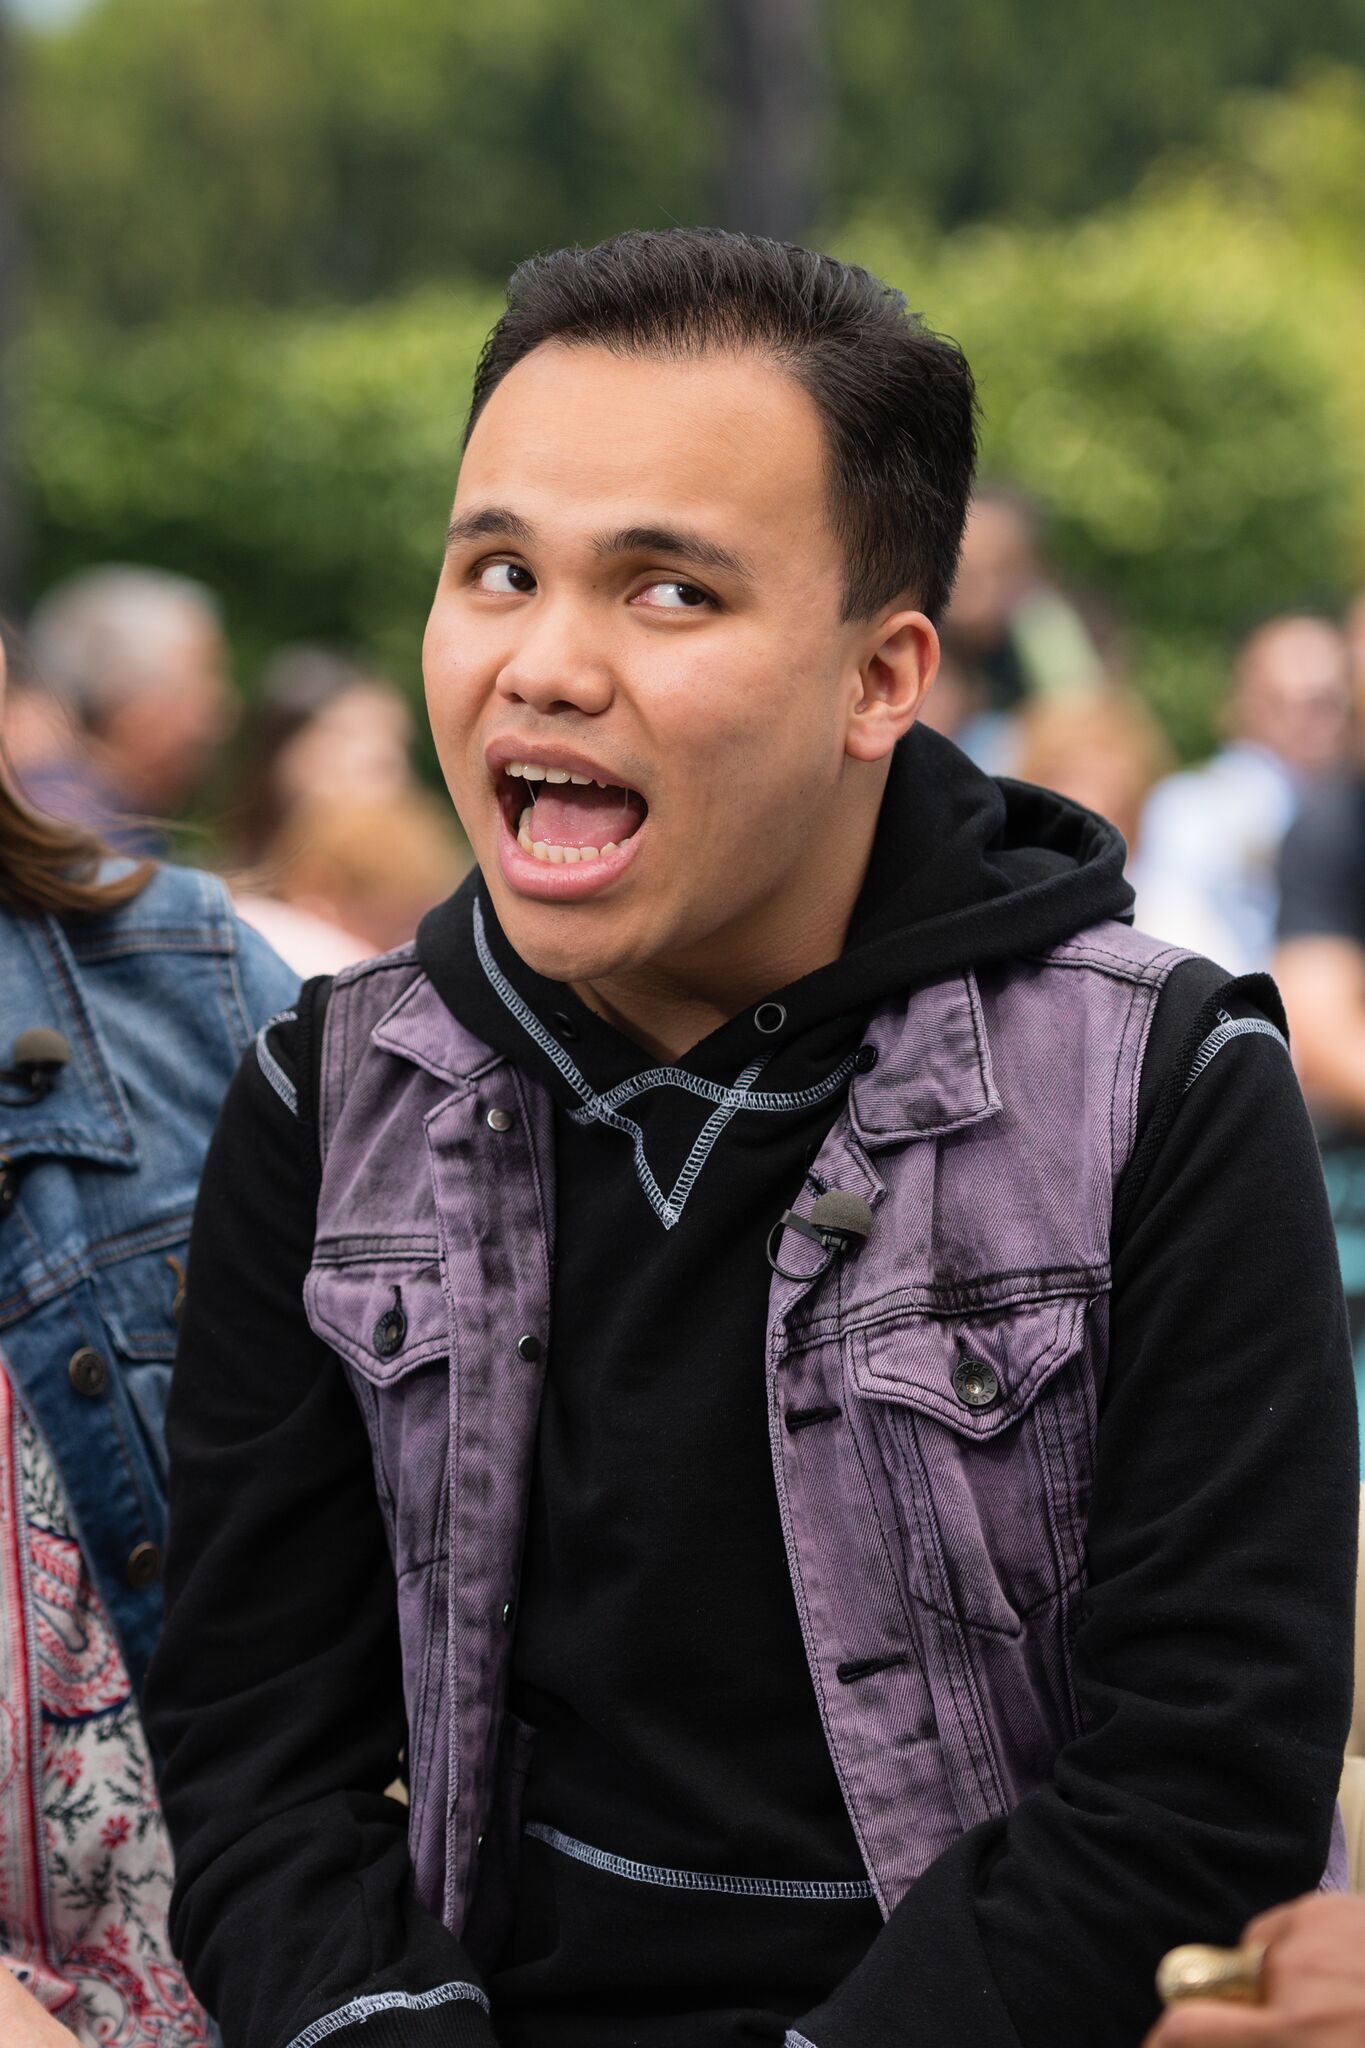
[
  {"xmin": 68, "ymin": 1346, "xmax": 109, "ymax": 1398},
  {"xmin": 952, "ymin": 1358, "xmax": 1000, "ymax": 1410},
  {"xmin": 486, "ymin": 1107, "xmax": 514, "ymax": 1133},
  {"xmin": 373, "ymin": 1306, "xmax": 407, "ymax": 1359},
  {"xmin": 516, "ymin": 1334, "xmax": 542, "ymax": 1363},
  {"xmin": 125, "ymin": 1541, "xmax": 162, "ymax": 1589}
]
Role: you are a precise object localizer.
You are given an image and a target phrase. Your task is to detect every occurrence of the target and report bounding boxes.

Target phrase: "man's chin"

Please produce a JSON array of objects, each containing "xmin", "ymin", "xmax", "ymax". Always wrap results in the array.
[{"xmin": 484, "ymin": 882, "xmax": 653, "ymax": 990}]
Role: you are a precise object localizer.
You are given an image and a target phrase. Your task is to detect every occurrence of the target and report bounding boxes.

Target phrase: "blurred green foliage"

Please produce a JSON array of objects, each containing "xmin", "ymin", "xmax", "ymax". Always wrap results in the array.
[
  {"xmin": 15, "ymin": 0, "xmax": 713, "ymax": 321},
  {"xmin": 15, "ymin": 0, "xmax": 1365, "ymax": 319},
  {"xmin": 12, "ymin": 58, "xmax": 1365, "ymax": 754}
]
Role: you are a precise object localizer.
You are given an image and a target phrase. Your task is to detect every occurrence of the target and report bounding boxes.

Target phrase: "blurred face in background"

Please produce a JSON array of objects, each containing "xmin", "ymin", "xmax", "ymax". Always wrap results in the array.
[
  {"xmin": 422, "ymin": 341, "xmax": 934, "ymax": 1002},
  {"xmin": 943, "ymin": 494, "xmax": 1042, "ymax": 655},
  {"xmin": 96, "ymin": 607, "xmax": 236, "ymax": 812},
  {"xmin": 271, "ymin": 682, "xmax": 414, "ymax": 816},
  {"xmin": 1231, "ymin": 615, "xmax": 1351, "ymax": 778}
]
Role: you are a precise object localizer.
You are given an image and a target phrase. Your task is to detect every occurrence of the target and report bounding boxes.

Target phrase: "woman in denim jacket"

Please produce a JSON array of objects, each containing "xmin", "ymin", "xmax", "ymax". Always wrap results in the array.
[{"xmin": 0, "ymin": 630, "xmax": 297, "ymax": 2044}]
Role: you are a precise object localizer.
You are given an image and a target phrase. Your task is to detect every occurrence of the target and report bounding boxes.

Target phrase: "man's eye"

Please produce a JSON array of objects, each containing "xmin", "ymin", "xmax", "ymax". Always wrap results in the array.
[
  {"xmin": 476, "ymin": 561, "xmax": 536, "ymax": 595},
  {"xmin": 635, "ymin": 581, "xmax": 715, "ymax": 611}
]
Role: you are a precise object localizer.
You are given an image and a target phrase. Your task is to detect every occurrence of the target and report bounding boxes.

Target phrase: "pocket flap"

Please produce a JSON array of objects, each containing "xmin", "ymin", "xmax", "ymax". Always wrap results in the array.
[
  {"xmin": 305, "ymin": 1251, "xmax": 449, "ymax": 1387},
  {"xmin": 849, "ymin": 1294, "xmax": 1089, "ymax": 1440},
  {"xmin": 94, "ymin": 1239, "xmax": 188, "ymax": 1360}
]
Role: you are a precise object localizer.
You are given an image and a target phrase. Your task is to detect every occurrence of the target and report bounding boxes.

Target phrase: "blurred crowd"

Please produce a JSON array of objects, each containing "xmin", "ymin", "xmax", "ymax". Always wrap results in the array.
[
  {"xmin": 0, "ymin": 569, "xmax": 470, "ymax": 976},
  {"xmin": 4, "ymin": 520, "xmax": 1365, "ymax": 1112}
]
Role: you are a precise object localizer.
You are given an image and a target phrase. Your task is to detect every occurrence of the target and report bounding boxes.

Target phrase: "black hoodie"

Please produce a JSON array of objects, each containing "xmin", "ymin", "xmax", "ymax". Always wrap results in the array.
[
  {"xmin": 415, "ymin": 730, "xmax": 1138, "ymax": 2045},
  {"xmin": 149, "ymin": 730, "xmax": 1355, "ymax": 2048}
]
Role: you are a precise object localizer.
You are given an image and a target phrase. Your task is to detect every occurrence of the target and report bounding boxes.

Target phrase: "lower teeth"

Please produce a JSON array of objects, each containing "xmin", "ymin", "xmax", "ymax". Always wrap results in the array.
[{"xmin": 517, "ymin": 805, "xmax": 618, "ymax": 865}]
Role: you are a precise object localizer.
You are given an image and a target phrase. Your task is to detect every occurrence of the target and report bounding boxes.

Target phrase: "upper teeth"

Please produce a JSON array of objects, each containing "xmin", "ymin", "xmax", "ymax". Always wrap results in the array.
[{"xmin": 508, "ymin": 761, "xmax": 599, "ymax": 786}]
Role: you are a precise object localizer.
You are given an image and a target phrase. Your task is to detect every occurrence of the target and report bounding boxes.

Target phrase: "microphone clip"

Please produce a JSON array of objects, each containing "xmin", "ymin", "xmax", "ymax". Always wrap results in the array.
[
  {"xmin": 767, "ymin": 1189, "xmax": 873, "ymax": 1282},
  {"xmin": 0, "ymin": 1028, "xmax": 72, "ymax": 1107}
]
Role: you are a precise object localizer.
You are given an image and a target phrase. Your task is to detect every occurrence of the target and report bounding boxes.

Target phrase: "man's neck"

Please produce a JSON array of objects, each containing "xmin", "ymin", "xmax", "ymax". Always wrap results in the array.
[{"xmin": 568, "ymin": 816, "xmax": 879, "ymax": 1062}]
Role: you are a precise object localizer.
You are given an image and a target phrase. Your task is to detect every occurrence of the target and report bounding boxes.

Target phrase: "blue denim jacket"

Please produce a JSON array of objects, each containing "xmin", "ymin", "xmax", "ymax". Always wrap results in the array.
[{"xmin": 0, "ymin": 863, "xmax": 297, "ymax": 1693}]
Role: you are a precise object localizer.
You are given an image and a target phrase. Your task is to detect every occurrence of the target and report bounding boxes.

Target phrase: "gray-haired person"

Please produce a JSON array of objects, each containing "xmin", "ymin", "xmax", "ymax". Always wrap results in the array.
[{"xmin": 22, "ymin": 565, "xmax": 235, "ymax": 854}]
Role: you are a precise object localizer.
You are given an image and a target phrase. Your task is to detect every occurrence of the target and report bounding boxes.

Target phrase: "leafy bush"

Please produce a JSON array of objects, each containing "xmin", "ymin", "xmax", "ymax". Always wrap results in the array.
[
  {"xmin": 15, "ymin": 88, "xmax": 1365, "ymax": 753},
  {"xmin": 17, "ymin": 291, "xmax": 498, "ymax": 688},
  {"xmin": 847, "ymin": 152, "xmax": 1365, "ymax": 750}
]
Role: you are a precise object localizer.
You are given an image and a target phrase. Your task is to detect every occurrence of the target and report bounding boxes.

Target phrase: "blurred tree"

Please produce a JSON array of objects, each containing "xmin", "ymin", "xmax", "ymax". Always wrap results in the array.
[
  {"xmin": 828, "ymin": 0, "xmax": 1365, "ymax": 230},
  {"xmin": 0, "ymin": 2, "xmax": 22, "ymax": 594},
  {"xmin": 13, "ymin": 0, "xmax": 1365, "ymax": 323},
  {"xmin": 715, "ymin": 0, "xmax": 828, "ymax": 241},
  {"xmin": 15, "ymin": 73, "xmax": 1365, "ymax": 761},
  {"xmin": 14, "ymin": 0, "xmax": 715, "ymax": 322}
]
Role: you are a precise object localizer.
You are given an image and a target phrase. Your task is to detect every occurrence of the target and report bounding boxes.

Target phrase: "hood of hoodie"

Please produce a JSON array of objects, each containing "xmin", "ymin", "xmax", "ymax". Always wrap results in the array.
[{"xmin": 417, "ymin": 722, "xmax": 1133, "ymax": 1107}]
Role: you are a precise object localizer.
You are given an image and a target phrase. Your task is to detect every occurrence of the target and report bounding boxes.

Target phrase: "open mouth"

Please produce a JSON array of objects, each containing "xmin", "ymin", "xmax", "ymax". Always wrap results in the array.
[{"xmin": 499, "ymin": 758, "xmax": 649, "ymax": 866}]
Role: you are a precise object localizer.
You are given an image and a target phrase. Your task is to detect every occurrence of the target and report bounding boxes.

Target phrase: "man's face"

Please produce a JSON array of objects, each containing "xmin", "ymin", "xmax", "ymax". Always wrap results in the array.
[{"xmin": 424, "ymin": 342, "xmax": 904, "ymax": 991}]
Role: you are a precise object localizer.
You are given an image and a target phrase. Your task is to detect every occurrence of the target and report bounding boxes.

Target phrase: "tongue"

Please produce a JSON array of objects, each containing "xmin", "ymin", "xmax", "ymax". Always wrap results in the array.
[{"xmin": 529, "ymin": 782, "xmax": 645, "ymax": 848}]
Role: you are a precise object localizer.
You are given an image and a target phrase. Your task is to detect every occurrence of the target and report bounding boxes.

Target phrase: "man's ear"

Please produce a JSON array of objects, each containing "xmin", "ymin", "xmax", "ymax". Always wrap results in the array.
[{"xmin": 845, "ymin": 609, "xmax": 940, "ymax": 764}]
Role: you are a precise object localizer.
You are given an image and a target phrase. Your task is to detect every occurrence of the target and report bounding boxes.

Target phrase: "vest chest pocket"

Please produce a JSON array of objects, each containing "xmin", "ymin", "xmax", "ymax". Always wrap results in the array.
[
  {"xmin": 304, "ymin": 1248, "xmax": 452, "ymax": 1571},
  {"xmin": 846, "ymin": 1293, "xmax": 1096, "ymax": 1636}
]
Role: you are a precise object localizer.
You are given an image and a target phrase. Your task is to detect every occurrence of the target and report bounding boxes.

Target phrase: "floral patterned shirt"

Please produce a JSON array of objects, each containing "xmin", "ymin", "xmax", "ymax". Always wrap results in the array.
[{"xmin": 0, "ymin": 1368, "xmax": 209, "ymax": 2046}]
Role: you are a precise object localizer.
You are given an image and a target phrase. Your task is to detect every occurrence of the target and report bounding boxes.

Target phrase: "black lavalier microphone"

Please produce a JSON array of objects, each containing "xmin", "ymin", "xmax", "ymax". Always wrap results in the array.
[
  {"xmin": 0, "ymin": 1027, "xmax": 72, "ymax": 1106},
  {"xmin": 766, "ymin": 1190, "xmax": 873, "ymax": 1282}
]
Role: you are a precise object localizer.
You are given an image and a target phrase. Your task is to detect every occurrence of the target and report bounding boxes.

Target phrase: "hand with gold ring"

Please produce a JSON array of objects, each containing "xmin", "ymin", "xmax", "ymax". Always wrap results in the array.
[{"xmin": 1143, "ymin": 1896, "xmax": 1365, "ymax": 2045}]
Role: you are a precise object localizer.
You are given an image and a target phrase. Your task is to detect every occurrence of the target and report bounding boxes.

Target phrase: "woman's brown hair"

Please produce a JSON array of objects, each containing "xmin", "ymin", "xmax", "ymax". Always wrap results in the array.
[{"xmin": 0, "ymin": 617, "xmax": 154, "ymax": 919}]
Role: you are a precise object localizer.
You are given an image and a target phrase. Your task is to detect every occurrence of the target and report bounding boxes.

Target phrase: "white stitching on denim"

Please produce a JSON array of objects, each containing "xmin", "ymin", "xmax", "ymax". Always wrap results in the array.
[
  {"xmin": 284, "ymin": 1982, "xmax": 489, "ymax": 2048},
  {"xmin": 254, "ymin": 1008, "xmax": 299, "ymax": 1116},
  {"xmin": 525, "ymin": 1822, "xmax": 875, "ymax": 1900},
  {"xmin": 1185, "ymin": 1009, "xmax": 1288, "ymax": 1090},
  {"xmin": 472, "ymin": 900, "xmax": 853, "ymax": 1229},
  {"xmin": 785, "ymin": 2033, "xmax": 821, "ymax": 2048}
]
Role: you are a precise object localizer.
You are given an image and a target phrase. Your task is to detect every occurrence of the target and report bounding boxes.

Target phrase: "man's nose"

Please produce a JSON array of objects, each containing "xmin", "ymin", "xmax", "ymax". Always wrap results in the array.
[{"xmin": 494, "ymin": 603, "xmax": 615, "ymax": 717}]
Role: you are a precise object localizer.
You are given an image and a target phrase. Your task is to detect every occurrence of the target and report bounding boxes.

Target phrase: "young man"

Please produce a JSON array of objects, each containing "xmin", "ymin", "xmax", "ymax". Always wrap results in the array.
[{"xmin": 145, "ymin": 231, "xmax": 1356, "ymax": 2048}]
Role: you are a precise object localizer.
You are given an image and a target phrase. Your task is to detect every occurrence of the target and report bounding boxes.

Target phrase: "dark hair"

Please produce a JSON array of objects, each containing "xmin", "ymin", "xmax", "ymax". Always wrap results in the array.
[
  {"xmin": 0, "ymin": 617, "xmax": 154, "ymax": 919},
  {"xmin": 466, "ymin": 229, "xmax": 978, "ymax": 623}
]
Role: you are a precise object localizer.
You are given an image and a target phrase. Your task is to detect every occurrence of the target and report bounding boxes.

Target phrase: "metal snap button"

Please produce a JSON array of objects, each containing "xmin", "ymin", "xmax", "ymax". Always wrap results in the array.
[
  {"xmin": 486, "ymin": 1107, "xmax": 514, "ymax": 1133},
  {"xmin": 501, "ymin": 1600, "xmax": 515, "ymax": 1626},
  {"xmin": 754, "ymin": 1002, "xmax": 787, "ymax": 1035},
  {"xmin": 125, "ymin": 1540, "xmax": 162, "ymax": 1588},
  {"xmin": 853, "ymin": 1045, "xmax": 878, "ymax": 1074},
  {"xmin": 952, "ymin": 1356, "xmax": 1001, "ymax": 1411},
  {"xmin": 68, "ymin": 1347, "xmax": 109, "ymax": 1398},
  {"xmin": 373, "ymin": 1298, "xmax": 407, "ymax": 1359},
  {"xmin": 516, "ymin": 1333, "xmax": 542, "ymax": 1363}
]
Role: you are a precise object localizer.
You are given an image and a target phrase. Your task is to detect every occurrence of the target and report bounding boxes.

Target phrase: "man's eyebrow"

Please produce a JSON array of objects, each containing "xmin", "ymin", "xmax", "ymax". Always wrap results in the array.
[
  {"xmin": 445, "ymin": 506, "xmax": 536, "ymax": 552},
  {"xmin": 594, "ymin": 525, "xmax": 755, "ymax": 585}
]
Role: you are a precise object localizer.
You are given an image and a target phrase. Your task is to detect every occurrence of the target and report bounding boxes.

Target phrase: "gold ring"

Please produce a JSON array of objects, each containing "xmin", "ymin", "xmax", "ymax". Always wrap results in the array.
[{"xmin": 1157, "ymin": 1943, "xmax": 1268, "ymax": 2008}]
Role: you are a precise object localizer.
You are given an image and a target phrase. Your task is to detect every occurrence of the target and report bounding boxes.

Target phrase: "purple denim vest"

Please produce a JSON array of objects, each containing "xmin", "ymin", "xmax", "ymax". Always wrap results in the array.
[{"xmin": 302, "ymin": 920, "xmax": 1347, "ymax": 1936}]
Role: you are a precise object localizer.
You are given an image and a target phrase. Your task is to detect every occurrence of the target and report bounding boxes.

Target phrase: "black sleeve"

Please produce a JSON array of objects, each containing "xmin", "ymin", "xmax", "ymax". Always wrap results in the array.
[
  {"xmin": 790, "ymin": 966, "xmax": 1358, "ymax": 2048},
  {"xmin": 1277, "ymin": 779, "xmax": 1365, "ymax": 946},
  {"xmin": 145, "ymin": 984, "xmax": 497, "ymax": 2048}
]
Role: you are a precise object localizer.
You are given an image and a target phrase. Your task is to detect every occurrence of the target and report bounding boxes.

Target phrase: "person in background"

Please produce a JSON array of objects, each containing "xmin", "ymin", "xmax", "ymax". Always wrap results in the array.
[
  {"xmin": 238, "ymin": 793, "xmax": 470, "ymax": 976},
  {"xmin": 1272, "ymin": 595, "xmax": 1365, "ymax": 1476},
  {"xmin": 939, "ymin": 483, "xmax": 1110, "ymax": 772},
  {"xmin": 0, "ymin": 625, "xmax": 296, "ymax": 2044},
  {"xmin": 1136, "ymin": 613, "xmax": 1352, "ymax": 973},
  {"xmin": 226, "ymin": 644, "xmax": 418, "ymax": 870},
  {"xmin": 21, "ymin": 567, "xmax": 236, "ymax": 857},
  {"xmin": 226, "ymin": 645, "xmax": 439, "ymax": 973},
  {"xmin": 1143, "ymin": 1895, "xmax": 1365, "ymax": 2046},
  {"xmin": 1011, "ymin": 687, "xmax": 1172, "ymax": 864}
]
